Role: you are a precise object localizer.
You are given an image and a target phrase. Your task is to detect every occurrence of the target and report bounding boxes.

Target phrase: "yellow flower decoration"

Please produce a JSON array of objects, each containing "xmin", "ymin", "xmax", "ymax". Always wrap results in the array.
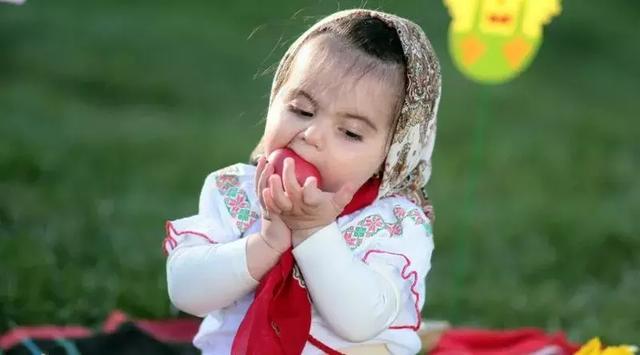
[{"xmin": 575, "ymin": 337, "xmax": 639, "ymax": 355}]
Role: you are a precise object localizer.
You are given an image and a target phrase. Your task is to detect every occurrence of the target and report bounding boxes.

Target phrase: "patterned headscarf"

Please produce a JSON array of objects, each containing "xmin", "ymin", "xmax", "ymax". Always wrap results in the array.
[{"xmin": 254, "ymin": 9, "xmax": 441, "ymax": 221}]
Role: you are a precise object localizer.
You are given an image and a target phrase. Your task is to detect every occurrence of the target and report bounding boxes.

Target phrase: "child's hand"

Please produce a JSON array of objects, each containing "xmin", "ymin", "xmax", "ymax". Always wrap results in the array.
[
  {"xmin": 255, "ymin": 157, "xmax": 291, "ymax": 253},
  {"xmin": 267, "ymin": 158, "xmax": 356, "ymax": 246}
]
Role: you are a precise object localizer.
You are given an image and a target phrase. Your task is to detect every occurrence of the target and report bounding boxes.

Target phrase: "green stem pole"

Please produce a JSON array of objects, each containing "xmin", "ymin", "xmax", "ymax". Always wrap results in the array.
[{"xmin": 449, "ymin": 85, "xmax": 491, "ymax": 321}]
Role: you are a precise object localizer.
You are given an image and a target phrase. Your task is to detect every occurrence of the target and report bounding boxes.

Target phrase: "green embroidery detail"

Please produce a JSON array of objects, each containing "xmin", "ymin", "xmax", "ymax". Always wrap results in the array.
[{"xmin": 237, "ymin": 208, "xmax": 249, "ymax": 222}]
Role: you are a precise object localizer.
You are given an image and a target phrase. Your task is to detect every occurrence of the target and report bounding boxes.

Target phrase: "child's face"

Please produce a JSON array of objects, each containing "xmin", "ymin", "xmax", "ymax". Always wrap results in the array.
[{"xmin": 263, "ymin": 34, "xmax": 404, "ymax": 193}]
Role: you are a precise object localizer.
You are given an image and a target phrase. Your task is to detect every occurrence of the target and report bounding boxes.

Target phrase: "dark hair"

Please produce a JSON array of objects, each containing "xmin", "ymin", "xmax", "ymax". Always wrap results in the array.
[{"xmin": 327, "ymin": 15, "xmax": 406, "ymax": 66}]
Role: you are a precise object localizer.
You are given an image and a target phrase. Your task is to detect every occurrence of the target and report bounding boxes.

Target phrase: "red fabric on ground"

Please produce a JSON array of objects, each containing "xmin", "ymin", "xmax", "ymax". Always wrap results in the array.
[
  {"xmin": 0, "ymin": 310, "xmax": 200, "ymax": 350},
  {"xmin": 0, "ymin": 311, "xmax": 584, "ymax": 354},
  {"xmin": 103, "ymin": 310, "xmax": 200, "ymax": 343},
  {"xmin": 431, "ymin": 327, "xmax": 580, "ymax": 355}
]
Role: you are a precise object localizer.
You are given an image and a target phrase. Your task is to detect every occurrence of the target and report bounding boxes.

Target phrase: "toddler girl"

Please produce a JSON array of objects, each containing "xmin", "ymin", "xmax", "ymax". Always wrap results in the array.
[{"xmin": 164, "ymin": 8, "xmax": 441, "ymax": 355}]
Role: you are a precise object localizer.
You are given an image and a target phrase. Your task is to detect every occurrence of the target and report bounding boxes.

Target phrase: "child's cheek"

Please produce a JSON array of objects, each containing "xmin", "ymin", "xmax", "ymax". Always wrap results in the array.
[{"xmin": 263, "ymin": 122, "xmax": 293, "ymax": 153}]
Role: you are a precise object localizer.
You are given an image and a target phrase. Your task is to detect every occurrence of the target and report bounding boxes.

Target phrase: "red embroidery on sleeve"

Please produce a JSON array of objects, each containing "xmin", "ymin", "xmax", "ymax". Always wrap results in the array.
[
  {"xmin": 361, "ymin": 250, "xmax": 422, "ymax": 331},
  {"xmin": 162, "ymin": 220, "xmax": 217, "ymax": 255}
]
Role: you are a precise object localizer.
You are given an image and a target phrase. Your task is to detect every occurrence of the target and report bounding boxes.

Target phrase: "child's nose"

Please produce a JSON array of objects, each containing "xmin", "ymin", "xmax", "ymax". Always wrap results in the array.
[{"xmin": 300, "ymin": 122, "xmax": 324, "ymax": 149}]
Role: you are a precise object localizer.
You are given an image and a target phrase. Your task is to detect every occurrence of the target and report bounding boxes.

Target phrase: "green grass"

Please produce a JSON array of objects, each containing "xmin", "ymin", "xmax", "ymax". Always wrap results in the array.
[{"xmin": 1, "ymin": 0, "xmax": 639, "ymax": 346}]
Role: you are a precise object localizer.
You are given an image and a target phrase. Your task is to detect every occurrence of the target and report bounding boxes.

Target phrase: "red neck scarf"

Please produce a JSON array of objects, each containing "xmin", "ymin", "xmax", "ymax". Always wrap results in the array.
[{"xmin": 232, "ymin": 178, "xmax": 381, "ymax": 355}]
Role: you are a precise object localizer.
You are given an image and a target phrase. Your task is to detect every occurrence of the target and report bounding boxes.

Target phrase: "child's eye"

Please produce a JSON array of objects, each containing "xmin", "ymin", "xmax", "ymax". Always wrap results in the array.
[
  {"xmin": 341, "ymin": 129, "xmax": 363, "ymax": 142},
  {"xmin": 288, "ymin": 105, "xmax": 313, "ymax": 118}
]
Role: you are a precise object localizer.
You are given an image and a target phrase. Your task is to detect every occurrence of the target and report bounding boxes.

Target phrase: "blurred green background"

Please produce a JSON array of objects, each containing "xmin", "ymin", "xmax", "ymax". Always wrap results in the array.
[{"xmin": 1, "ymin": 0, "xmax": 638, "ymax": 346}]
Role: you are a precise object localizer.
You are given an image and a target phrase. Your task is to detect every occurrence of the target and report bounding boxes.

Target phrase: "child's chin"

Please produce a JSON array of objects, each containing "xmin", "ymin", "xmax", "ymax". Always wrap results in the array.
[
  {"xmin": 319, "ymin": 180, "xmax": 342, "ymax": 193},
  {"xmin": 318, "ymin": 182, "xmax": 337, "ymax": 193}
]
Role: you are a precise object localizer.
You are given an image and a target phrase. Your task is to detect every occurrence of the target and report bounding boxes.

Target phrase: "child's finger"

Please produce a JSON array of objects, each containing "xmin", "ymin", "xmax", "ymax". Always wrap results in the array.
[
  {"xmin": 262, "ymin": 187, "xmax": 282, "ymax": 214},
  {"xmin": 282, "ymin": 158, "xmax": 302, "ymax": 201},
  {"xmin": 282, "ymin": 157, "xmax": 300, "ymax": 193},
  {"xmin": 257, "ymin": 162, "xmax": 273, "ymax": 208},
  {"xmin": 254, "ymin": 156, "xmax": 266, "ymax": 194},
  {"xmin": 259, "ymin": 162, "xmax": 274, "ymax": 189},
  {"xmin": 264, "ymin": 162, "xmax": 274, "ymax": 187},
  {"xmin": 332, "ymin": 183, "xmax": 356, "ymax": 211},
  {"xmin": 255, "ymin": 156, "xmax": 266, "ymax": 183},
  {"xmin": 302, "ymin": 177, "xmax": 322, "ymax": 206},
  {"xmin": 269, "ymin": 174, "xmax": 293, "ymax": 212}
]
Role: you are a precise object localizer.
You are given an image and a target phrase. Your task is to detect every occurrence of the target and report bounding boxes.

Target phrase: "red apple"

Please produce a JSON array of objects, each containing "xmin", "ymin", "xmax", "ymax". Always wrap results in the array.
[{"xmin": 267, "ymin": 148, "xmax": 322, "ymax": 187}]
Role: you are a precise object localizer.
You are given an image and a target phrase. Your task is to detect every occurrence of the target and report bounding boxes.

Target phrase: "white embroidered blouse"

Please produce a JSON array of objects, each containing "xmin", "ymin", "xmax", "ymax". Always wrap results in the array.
[{"xmin": 164, "ymin": 163, "xmax": 434, "ymax": 355}]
